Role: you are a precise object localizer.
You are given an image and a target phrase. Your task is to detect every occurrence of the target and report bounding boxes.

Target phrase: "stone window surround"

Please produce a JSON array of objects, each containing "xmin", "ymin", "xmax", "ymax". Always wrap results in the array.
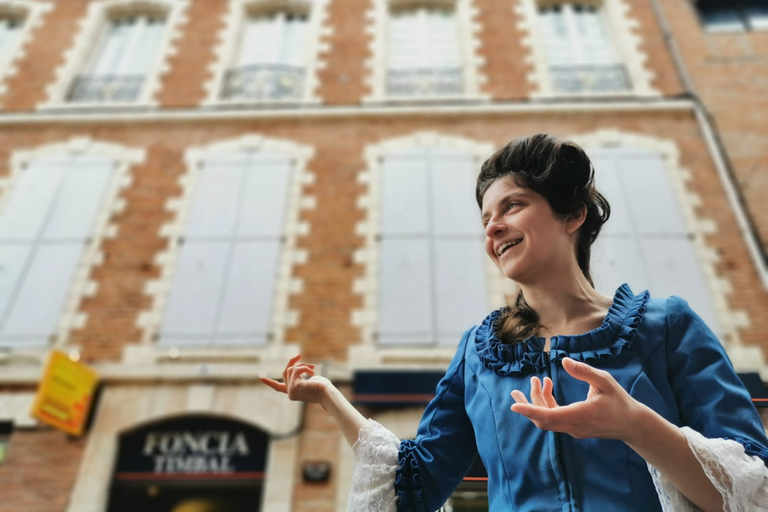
[
  {"xmin": 570, "ymin": 129, "xmax": 764, "ymax": 373},
  {"xmin": 0, "ymin": 136, "xmax": 145, "ymax": 362},
  {"xmin": 130, "ymin": 134, "xmax": 314, "ymax": 366},
  {"xmin": 65, "ymin": 384, "xmax": 302, "ymax": 512},
  {"xmin": 0, "ymin": 0, "xmax": 53, "ymax": 104},
  {"xmin": 202, "ymin": 0, "xmax": 332, "ymax": 106},
  {"xmin": 39, "ymin": 0, "xmax": 190, "ymax": 110},
  {"xmin": 363, "ymin": 0, "xmax": 488, "ymax": 103},
  {"xmin": 349, "ymin": 131, "xmax": 515, "ymax": 369},
  {"xmin": 515, "ymin": 0, "xmax": 659, "ymax": 98}
]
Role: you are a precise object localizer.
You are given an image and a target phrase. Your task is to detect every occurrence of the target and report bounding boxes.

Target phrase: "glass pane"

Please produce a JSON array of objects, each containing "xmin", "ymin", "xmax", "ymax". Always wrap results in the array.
[
  {"xmin": 746, "ymin": 1, "xmax": 768, "ymax": 29},
  {"xmin": 698, "ymin": 1, "xmax": 747, "ymax": 31}
]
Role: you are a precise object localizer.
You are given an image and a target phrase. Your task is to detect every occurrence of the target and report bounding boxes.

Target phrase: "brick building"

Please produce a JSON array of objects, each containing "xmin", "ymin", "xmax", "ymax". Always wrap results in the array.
[{"xmin": 0, "ymin": 0, "xmax": 765, "ymax": 511}]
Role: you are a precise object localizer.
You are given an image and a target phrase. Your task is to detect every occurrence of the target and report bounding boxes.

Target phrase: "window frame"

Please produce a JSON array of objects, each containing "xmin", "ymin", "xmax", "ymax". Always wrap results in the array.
[
  {"xmin": 202, "ymin": 0, "xmax": 331, "ymax": 107},
  {"xmin": 134, "ymin": 134, "xmax": 314, "ymax": 365},
  {"xmin": 351, "ymin": 132, "xmax": 513, "ymax": 368},
  {"xmin": 364, "ymin": 0, "xmax": 487, "ymax": 103},
  {"xmin": 0, "ymin": 137, "xmax": 144, "ymax": 357},
  {"xmin": 694, "ymin": 0, "xmax": 768, "ymax": 33},
  {"xmin": 516, "ymin": 0, "xmax": 658, "ymax": 99},
  {"xmin": 40, "ymin": 0, "xmax": 189, "ymax": 110}
]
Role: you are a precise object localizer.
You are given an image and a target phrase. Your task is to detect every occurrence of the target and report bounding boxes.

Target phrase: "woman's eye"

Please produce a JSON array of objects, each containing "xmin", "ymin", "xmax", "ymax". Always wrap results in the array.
[{"xmin": 506, "ymin": 202, "xmax": 519, "ymax": 212}]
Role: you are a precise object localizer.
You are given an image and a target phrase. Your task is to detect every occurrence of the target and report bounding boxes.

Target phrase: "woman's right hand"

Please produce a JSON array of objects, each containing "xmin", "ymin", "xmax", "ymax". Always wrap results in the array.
[{"xmin": 261, "ymin": 355, "xmax": 332, "ymax": 404}]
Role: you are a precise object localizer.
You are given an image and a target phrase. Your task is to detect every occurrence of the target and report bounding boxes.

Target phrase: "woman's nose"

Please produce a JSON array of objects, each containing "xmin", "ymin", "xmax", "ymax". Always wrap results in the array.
[{"xmin": 485, "ymin": 219, "xmax": 506, "ymax": 238}]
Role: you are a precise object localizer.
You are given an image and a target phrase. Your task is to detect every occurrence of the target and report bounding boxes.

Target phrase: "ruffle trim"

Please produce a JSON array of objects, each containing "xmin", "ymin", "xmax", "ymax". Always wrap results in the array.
[
  {"xmin": 395, "ymin": 440, "xmax": 427, "ymax": 511},
  {"xmin": 475, "ymin": 283, "xmax": 650, "ymax": 376}
]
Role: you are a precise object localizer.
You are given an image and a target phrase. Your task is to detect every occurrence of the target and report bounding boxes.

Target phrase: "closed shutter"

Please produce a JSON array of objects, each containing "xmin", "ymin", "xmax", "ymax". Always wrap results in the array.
[
  {"xmin": 0, "ymin": 158, "xmax": 115, "ymax": 347},
  {"xmin": 159, "ymin": 154, "xmax": 291, "ymax": 346},
  {"xmin": 378, "ymin": 150, "xmax": 487, "ymax": 346},
  {"xmin": 431, "ymin": 152, "xmax": 487, "ymax": 345},
  {"xmin": 591, "ymin": 149, "xmax": 721, "ymax": 334},
  {"xmin": 379, "ymin": 153, "xmax": 432, "ymax": 344}
]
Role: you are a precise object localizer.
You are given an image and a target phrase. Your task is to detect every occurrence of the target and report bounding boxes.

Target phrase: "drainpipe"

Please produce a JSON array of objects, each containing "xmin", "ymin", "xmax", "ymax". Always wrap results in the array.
[{"xmin": 646, "ymin": 0, "xmax": 768, "ymax": 290}]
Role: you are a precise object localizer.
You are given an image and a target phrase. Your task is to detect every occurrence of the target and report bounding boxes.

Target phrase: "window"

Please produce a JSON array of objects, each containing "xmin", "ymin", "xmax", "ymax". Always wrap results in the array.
[
  {"xmin": 158, "ymin": 153, "xmax": 294, "ymax": 347},
  {"xmin": 377, "ymin": 149, "xmax": 488, "ymax": 346},
  {"xmin": 0, "ymin": 157, "xmax": 117, "ymax": 347},
  {"xmin": 589, "ymin": 149, "xmax": 721, "ymax": 333},
  {"xmin": 0, "ymin": 13, "xmax": 23, "ymax": 64},
  {"xmin": 68, "ymin": 12, "xmax": 167, "ymax": 103},
  {"xmin": 537, "ymin": 3, "xmax": 630, "ymax": 93},
  {"xmin": 695, "ymin": 0, "xmax": 768, "ymax": 32},
  {"xmin": 387, "ymin": 4, "xmax": 463, "ymax": 97},
  {"xmin": 221, "ymin": 9, "xmax": 310, "ymax": 101}
]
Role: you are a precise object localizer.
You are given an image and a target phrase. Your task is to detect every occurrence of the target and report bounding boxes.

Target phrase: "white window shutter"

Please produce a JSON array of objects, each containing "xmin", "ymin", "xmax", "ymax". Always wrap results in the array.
[
  {"xmin": 0, "ymin": 243, "xmax": 82, "ymax": 346},
  {"xmin": 380, "ymin": 153, "xmax": 430, "ymax": 235},
  {"xmin": 185, "ymin": 157, "xmax": 248, "ymax": 238},
  {"xmin": 378, "ymin": 238, "xmax": 433, "ymax": 344},
  {"xmin": 0, "ymin": 161, "xmax": 66, "ymax": 240},
  {"xmin": 590, "ymin": 152, "xmax": 634, "ymax": 236},
  {"xmin": 161, "ymin": 153, "xmax": 291, "ymax": 346},
  {"xmin": 591, "ymin": 149, "xmax": 722, "ymax": 335},
  {"xmin": 617, "ymin": 152, "xmax": 687, "ymax": 236},
  {"xmin": 43, "ymin": 158, "xmax": 114, "ymax": 240},
  {"xmin": 216, "ymin": 240, "xmax": 281, "ymax": 345},
  {"xmin": 237, "ymin": 154, "xmax": 292, "ymax": 237},
  {"xmin": 159, "ymin": 241, "xmax": 229, "ymax": 345},
  {"xmin": 433, "ymin": 239, "xmax": 488, "ymax": 345},
  {"xmin": 0, "ymin": 158, "xmax": 115, "ymax": 347},
  {"xmin": 430, "ymin": 152, "xmax": 479, "ymax": 236},
  {"xmin": 0, "ymin": 17, "xmax": 22, "ymax": 61}
]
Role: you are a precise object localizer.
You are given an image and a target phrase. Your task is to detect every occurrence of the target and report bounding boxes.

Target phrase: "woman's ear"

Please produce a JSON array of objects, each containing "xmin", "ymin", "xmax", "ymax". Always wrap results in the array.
[{"xmin": 565, "ymin": 206, "xmax": 587, "ymax": 235}]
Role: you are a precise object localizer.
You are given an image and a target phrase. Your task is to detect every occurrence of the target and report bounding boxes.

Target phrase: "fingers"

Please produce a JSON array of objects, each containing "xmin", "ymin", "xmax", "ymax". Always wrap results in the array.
[
  {"xmin": 561, "ymin": 357, "xmax": 613, "ymax": 390},
  {"xmin": 541, "ymin": 377, "xmax": 558, "ymax": 408},
  {"xmin": 261, "ymin": 377, "xmax": 287, "ymax": 393},
  {"xmin": 529, "ymin": 377, "xmax": 546, "ymax": 408},
  {"xmin": 288, "ymin": 364, "xmax": 315, "ymax": 383},
  {"xmin": 511, "ymin": 389, "xmax": 529, "ymax": 405},
  {"xmin": 283, "ymin": 354, "xmax": 302, "ymax": 382}
]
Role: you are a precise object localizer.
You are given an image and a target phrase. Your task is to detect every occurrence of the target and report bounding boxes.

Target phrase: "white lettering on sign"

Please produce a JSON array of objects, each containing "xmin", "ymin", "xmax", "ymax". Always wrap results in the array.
[{"xmin": 141, "ymin": 431, "xmax": 251, "ymax": 474}]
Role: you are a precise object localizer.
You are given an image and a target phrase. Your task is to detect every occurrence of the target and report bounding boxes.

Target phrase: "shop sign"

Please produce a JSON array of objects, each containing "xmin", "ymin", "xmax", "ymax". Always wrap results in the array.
[
  {"xmin": 114, "ymin": 415, "xmax": 268, "ymax": 480},
  {"xmin": 30, "ymin": 351, "xmax": 98, "ymax": 436}
]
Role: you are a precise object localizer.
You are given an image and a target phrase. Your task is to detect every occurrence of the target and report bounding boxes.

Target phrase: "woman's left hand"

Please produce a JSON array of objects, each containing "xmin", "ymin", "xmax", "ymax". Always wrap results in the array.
[{"xmin": 510, "ymin": 357, "xmax": 644, "ymax": 442}]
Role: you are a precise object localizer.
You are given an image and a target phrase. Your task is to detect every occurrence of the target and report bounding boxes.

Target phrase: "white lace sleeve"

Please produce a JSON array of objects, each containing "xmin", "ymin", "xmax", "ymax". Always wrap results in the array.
[
  {"xmin": 647, "ymin": 426, "xmax": 768, "ymax": 512},
  {"xmin": 347, "ymin": 419, "xmax": 400, "ymax": 512}
]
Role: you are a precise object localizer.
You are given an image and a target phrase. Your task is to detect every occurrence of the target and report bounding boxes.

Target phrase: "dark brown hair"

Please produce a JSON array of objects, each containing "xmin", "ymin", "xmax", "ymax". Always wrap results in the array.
[{"xmin": 476, "ymin": 134, "xmax": 611, "ymax": 344}]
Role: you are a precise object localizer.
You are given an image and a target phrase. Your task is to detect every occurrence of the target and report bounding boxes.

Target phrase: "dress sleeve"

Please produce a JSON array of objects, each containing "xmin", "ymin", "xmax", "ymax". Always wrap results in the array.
[
  {"xmin": 647, "ymin": 296, "xmax": 768, "ymax": 511},
  {"xmin": 396, "ymin": 329, "xmax": 478, "ymax": 512},
  {"xmin": 347, "ymin": 419, "xmax": 400, "ymax": 512}
]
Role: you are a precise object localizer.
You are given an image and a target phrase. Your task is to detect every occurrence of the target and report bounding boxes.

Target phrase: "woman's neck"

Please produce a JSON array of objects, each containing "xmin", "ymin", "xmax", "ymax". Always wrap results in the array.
[{"xmin": 518, "ymin": 273, "xmax": 613, "ymax": 335}]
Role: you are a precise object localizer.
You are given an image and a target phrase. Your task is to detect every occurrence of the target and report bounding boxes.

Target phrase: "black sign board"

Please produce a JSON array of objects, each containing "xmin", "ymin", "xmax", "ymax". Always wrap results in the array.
[{"xmin": 113, "ymin": 415, "xmax": 268, "ymax": 482}]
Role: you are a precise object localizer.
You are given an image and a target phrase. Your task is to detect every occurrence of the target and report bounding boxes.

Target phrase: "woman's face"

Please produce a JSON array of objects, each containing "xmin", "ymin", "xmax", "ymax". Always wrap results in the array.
[{"xmin": 481, "ymin": 176, "xmax": 577, "ymax": 283}]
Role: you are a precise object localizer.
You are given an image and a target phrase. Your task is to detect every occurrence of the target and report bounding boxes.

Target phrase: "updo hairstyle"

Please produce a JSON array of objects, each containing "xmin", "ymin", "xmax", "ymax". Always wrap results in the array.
[{"xmin": 476, "ymin": 134, "xmax": 611, "ymax": 344}]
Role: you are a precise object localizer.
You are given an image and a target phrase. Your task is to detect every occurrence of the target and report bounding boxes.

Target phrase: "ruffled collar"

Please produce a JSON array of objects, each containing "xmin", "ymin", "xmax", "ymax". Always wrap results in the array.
[{"xmin": 475, "ymin": 283, "xmax": 649, "ymax": 376}]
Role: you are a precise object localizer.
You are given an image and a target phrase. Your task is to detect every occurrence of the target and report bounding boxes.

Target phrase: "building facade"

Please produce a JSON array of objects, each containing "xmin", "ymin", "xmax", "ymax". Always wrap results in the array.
[{"xmin": 0, "ymin": 0, "xmax": 765, "ymax": 511}]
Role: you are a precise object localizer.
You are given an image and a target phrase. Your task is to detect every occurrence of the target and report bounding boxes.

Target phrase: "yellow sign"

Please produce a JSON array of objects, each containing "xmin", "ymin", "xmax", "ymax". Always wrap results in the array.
[{"xmin": 31, "ymin": 351, "xmax": 98, "ymax": 436}]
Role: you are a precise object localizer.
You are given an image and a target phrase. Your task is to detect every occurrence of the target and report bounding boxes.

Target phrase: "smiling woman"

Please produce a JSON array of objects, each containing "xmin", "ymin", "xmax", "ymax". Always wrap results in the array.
[{"xmin": 263, "ymin": 134, "xmax": 768, "ymax": 512}]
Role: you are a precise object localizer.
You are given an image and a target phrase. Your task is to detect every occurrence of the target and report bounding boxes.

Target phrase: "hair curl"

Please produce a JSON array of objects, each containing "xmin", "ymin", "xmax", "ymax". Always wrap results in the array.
[{"xmin": 476, "ymin": 134, "xmax": 611, "ymax": 344}]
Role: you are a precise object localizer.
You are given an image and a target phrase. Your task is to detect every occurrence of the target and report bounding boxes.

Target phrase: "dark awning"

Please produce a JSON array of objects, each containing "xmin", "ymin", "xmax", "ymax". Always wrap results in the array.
[
  {"xmin": 353, "ymin": 370, "xmax": 445, "ymax": 406},
  {"xmin": 738, "ymin": 372, "xmax": 768, "ymax": 408}
]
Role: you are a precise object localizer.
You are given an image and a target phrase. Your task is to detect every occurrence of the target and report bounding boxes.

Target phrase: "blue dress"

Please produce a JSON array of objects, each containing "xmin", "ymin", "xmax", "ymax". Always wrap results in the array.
[{"xmin": 394, "ymin": 284, "xmax": 768, "ymax": 512}]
